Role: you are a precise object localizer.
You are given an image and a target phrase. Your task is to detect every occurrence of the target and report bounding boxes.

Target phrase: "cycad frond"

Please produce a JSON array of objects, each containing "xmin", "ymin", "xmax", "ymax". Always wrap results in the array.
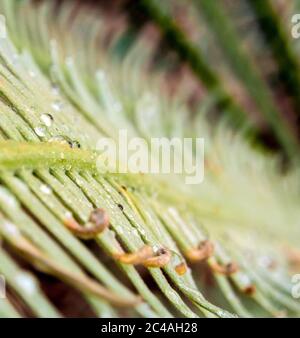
[{"xmin": 0, "ymin": 0, "xmax": 299, "ymax": 318}]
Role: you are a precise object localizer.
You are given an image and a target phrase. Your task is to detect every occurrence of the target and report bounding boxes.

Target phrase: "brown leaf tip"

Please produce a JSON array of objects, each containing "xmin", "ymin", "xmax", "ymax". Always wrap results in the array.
[{"xmin": 185, "ymin": 240, "xmax": 215, "ymax": 263}]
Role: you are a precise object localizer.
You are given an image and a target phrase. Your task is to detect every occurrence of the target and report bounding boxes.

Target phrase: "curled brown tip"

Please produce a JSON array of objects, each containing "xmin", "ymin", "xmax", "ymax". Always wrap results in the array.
[
  {"xmin": 114, "ymin": 246, "xmax": 171, "ymax": 268},
  {"xmin": 210, "ymin": 260, "xmax": 239, "ymax": 275},
  {"xmin": 243, "ymin": 284, "xmax": 256, "ymax": 296},
  {"xmin": 143, "ymin": 248, "xmax": 172, "ymax": 268},
  {"xmin": 185, "ymin": 240, "xmax": 214, "ymax": 263},
  {"xmin": 64, "ymin": 208, "xmax": 109, "ymax": 240},
  {"xmin": 175, "ymin": 262, "xmax": 187, "ymax": 276},
  {"xmin": 114, "ymin": 245, "xmax": 154, "ymax": 265}
]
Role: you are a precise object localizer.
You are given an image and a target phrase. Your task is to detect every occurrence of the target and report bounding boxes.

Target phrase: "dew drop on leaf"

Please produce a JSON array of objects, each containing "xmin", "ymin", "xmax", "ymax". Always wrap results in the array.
[
  {"xmin": 238, "ymin": 272, "xmax": 252, "ymax": 286},
  {"xmin": 51, "ymin": 85, "xmax": 60, "ymax": 96},
  {"xmin": 51, "ymin": 100, "xmax": 63, "ymax": 112},
  {"xmin": 40, "ymin": 113, "xmax": 53, "ymax": 127},
  {"xmin": 139, "ymin": 228, "xmax": 146, "ymax": 236},
  {"xmin": 40, "ymin": 184, "xmax": 52, "ymax": 195},
  {"xmin": 34, "ymin": 125, "xmax": 47, "ymax": 137},
  {"xmin": 15, "ymin": 273, "xmax": 37, "ymax": 296},
  {"xmin": 0, "ymin": 187, "xmax": 18, "ymax": 208},
  {"xmin": 2, "ymin": 221, "xmax": 20, "ymax": 237},
  {"xmin": 28, "ymin": 70, "xmax": 36, "ymax": 78},
  {"xmin": 152, "ymin": 245, "xmax": 160, "ymax": 254},
  {"xmin": 64, "ymin": 211, "xmax": 73, "ymax": 219}
]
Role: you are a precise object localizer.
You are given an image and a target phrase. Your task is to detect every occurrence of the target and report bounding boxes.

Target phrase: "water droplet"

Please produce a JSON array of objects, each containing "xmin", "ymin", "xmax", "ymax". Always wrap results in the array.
[
  {"xmin": 51, "ymin": 100, "xmax": 63, "ymax": 112},
  {"xmin": 3, "ymin": 221, "xmax": 20, "ymax": 237},
  {"xmin": 139, "ymin": 228, "xmax": 146, "ymax": 236},
  {"xmin": 152, "ymin": 245, "xmax": 160, "ymax": 254},
  {"xmin": 168, "ymin": 207, "xmax": 179, "ymax": 218},
  {"xmin": 132, "ymin": 229, "xmax": 139, "ymax": 237},
  {"xmin": 15, "ymin": 273, "xmax": 37, "ymax": 295},
  {"xmin": 0, "ymin": 187, "xmax": 18, "ymax": 208},
  {"xmin": 40, "ymin": 184, "xmax": 52, "ymax": 195},
  {"xmin": 51, "ymin": 85, "xmax": 60, "ymax": 96},
  {"xmin": 64, "ymin": 211, "xmax": 73, "ymax": 219},
  {"xmin": 34, "ymin": 125, "xmax": 46, "ymax": 137},
  {"xmin": 28, "ymin": 70, "xmax": 36, "ymax": 78},
  {"xmin": 238, "ymin": 272, "xmax": 251, "ymax": 286},
  {"xmin": 40, "ymin": 113, "xmax": 53, "ymax": 127},
  {"xmin": 117, "ymin": 226, "xmax": 124, "ymax": 235}
]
